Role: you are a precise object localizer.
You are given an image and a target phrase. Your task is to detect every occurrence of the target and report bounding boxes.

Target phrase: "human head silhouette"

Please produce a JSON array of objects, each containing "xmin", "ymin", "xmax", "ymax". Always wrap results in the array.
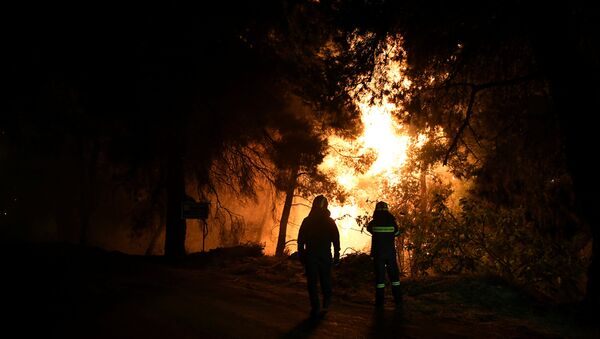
[
  {"xmin": 375, "ymin": 201, "xmax": 388, "ymax": 211},
  {"xmin": 313, "ymin": 195, "xmax": 328, "ymax": 210}
]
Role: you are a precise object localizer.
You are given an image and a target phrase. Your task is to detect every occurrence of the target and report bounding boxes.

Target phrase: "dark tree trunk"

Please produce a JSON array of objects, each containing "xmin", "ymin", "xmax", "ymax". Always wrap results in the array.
[
  {"xmin": 145, "ymin": 224, "xmax": 164, "ymax": 256},
  {"xmin": 555, "ymin": 73, "xmax": 600, "ymax": 312},
  {"xmin": 275, "ymin": 167, "xmax": 298, "ymax": 256},
  {"xmin": 164, "ymin": 136, "xmax": 187, "ymax": 258},
  {"xmin": 532, "ymin": 10, "xmax": 600, "ymax": 312},
  {"xmin": 79, "ymin": 140, "xmax": 99, "ymax": 245}
]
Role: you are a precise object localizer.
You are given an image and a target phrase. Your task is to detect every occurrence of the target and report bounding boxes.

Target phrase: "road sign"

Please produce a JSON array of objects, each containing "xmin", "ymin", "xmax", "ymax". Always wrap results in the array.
[{"xmin": 181, "ymin": 201, "xmax": 210, "ymax": 220}]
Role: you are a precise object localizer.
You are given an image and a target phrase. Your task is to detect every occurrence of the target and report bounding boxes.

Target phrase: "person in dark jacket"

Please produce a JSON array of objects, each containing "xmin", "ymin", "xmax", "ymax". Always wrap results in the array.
[
  {"xmin": 366, "ymin": 201, "xmax": 403, "ymax": 308},
  {"xmin": 297, "ymin": 195, "xmax": 341, "ymax": 318}
]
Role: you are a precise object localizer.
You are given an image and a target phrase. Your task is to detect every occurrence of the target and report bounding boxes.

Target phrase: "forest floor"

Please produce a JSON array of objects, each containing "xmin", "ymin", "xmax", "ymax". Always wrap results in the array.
[{"xmin": 3, "ymin": 242, "xmax": 598, "ymax": 339}]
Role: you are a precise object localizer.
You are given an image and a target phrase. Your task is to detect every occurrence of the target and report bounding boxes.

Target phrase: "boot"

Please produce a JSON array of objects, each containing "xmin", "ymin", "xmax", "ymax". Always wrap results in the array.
[
  {"xmin": 375, "ymin": 288, "xmax": 385, "ymax": 309},
  {"xmin": 392, "ymin": 285, "xmax": 403, "ymax": 307}
]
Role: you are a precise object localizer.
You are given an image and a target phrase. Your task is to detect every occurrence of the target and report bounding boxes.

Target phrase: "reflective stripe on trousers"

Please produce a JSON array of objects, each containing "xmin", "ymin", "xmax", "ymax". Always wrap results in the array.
[{"xmin": 372, "ymin": 226, "xmax": 395, "ymax": 233}]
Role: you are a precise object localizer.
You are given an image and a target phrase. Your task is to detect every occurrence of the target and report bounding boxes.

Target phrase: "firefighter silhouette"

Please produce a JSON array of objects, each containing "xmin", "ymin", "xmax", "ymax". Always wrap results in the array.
[
  {"xmin": 297, "ymin": 195, "xmax": 341, "ymax": 318},
  {"xmin": 366, "ymin": 201, "xmax": 403, "ymax": 308}
]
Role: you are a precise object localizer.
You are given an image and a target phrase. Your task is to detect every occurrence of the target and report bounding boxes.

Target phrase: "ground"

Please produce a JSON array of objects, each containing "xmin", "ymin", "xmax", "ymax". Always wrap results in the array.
[{"xmin": 4, "ymin": 243, "xmax": 598, "ymax": 338}]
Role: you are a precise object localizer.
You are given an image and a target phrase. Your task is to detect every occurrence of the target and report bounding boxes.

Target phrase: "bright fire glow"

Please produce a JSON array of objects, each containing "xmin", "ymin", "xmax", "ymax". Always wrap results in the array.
[
  {"xmin": 317, "ymin": 36, "xmax": 416, "ymax": 254},
  {"xmin": 320, "ymin": 102, "xmax": 410, "ymax": 253},
  {"xmin": 358, "ymin": 99, "xmax": 409, "ymax": 180}
]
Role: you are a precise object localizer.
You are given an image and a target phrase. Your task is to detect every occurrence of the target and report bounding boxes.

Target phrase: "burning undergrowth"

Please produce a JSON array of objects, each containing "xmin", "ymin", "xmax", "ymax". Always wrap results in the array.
[{"xmin": 181, "ymin": 244, "xmax": 376, "ymax": 299}]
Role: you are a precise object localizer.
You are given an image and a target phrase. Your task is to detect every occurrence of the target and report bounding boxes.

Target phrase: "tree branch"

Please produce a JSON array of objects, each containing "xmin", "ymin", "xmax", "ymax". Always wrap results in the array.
[
  {"xmin": 437, "ymin": 71, "xmax": 542, "ymax": 165},
  {"xmin": 444, "ymin": 88, "xmax": 477, "ymax": 165}
]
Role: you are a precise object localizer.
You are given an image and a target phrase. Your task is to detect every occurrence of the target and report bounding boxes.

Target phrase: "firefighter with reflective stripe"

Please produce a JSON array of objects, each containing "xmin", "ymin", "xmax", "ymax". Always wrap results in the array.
[
  {"xmin": 298, "ymin": 195, "xmax": 341, "ymax": 318},
  {"xmin": 366, "ymin": 201, "xmax": 403, "ymax": 308}
]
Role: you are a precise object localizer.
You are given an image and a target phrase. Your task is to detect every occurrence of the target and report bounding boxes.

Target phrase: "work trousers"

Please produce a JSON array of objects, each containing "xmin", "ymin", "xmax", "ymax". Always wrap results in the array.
[
  {"xmin": 304, "ymin": 255, "xmax": 332, "ymax": 311},
  {"xmin": 373, "ymin": 255, "xmax": 402, "ymax": 306}
]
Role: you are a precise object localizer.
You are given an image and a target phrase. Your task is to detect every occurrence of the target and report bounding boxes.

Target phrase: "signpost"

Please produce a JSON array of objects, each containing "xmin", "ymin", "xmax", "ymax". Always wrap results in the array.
[
  {"xmin": 181, "ymin": 201, "xmax": 210, "ymax": 220},
  {"xmin": 181, "ymin": 200, "xmax": 210, "ymax": 252}
]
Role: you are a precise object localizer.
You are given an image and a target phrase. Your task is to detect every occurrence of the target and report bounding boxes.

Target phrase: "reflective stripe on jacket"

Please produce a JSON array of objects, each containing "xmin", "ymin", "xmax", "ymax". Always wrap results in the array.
[{"xmin": 366, "ymin": 211, "xmax": 400, "ymax": 258}]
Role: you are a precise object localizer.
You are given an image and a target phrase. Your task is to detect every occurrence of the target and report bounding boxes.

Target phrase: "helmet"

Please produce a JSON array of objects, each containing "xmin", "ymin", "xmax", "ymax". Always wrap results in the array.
[
  {"xmin": 375, "ymin": 201, "xmax": 389, "ymax": 211},
  {"xmin": 313, "ymin": 195, "xmax": 328, "ymax": 209}
]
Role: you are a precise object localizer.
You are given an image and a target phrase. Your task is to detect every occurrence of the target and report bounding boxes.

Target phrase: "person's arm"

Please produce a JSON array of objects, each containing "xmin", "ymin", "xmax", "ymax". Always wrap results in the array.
[
  {"xmin": 331, "ymin": 219, "xmax": 341, "ymax": 262},
  {"xmin": 366, "ymin": 220, "xmax": 374, "ymax": 234},
  {"xmin": 393, "ymin": 217, "xmax": 401, "ymax": 237},
  {"xmin": 297, "ymin": 220, "xmax": 306, "ymax": 263}
]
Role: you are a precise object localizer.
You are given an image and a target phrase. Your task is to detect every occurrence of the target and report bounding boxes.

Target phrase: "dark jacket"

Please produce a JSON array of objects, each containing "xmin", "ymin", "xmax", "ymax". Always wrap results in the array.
[
  {"xmin": 366, "ymin": 210, "xmax": 400, "ymax": 258},
  {"xmin": 298, "ymin": 208, "xmax": 340, "ymax": 260}
]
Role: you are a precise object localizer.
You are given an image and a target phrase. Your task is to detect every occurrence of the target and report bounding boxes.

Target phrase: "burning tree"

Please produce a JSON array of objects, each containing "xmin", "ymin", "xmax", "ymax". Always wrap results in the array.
[
  {"xmin": 266, "ymin": 1, "xmax": 593, "ymax": 305},
  {"xmin": 268, "ymin": 122, "xmax": 327, "ymax": 256},
  {"xmin": 4, "ymin": 0, "xmax": 595, "ymax": 310}
]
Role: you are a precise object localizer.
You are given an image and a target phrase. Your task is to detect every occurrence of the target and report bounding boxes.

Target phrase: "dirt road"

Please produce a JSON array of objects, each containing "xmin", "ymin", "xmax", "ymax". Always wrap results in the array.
[
  {"xmin": 51, "ymin": 264, "xmax": 561, "ymax": 338},
  {"xmin": 6, "ymin": 244, "xmax": 593, "ymax": 338},
  {"xmin": 49, "ymin": 269, "xmax": 548, "ymax": 338}
]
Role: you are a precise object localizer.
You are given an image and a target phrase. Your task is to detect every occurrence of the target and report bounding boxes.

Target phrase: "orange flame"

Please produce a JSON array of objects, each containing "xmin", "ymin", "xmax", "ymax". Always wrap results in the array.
[
  {"xmin": 319, "ymin": 36, "xmax": 414, "ymax": 254},
  {"xmin": 320, "ymin": 104, "xmax": 410, "ymax": 253}
]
